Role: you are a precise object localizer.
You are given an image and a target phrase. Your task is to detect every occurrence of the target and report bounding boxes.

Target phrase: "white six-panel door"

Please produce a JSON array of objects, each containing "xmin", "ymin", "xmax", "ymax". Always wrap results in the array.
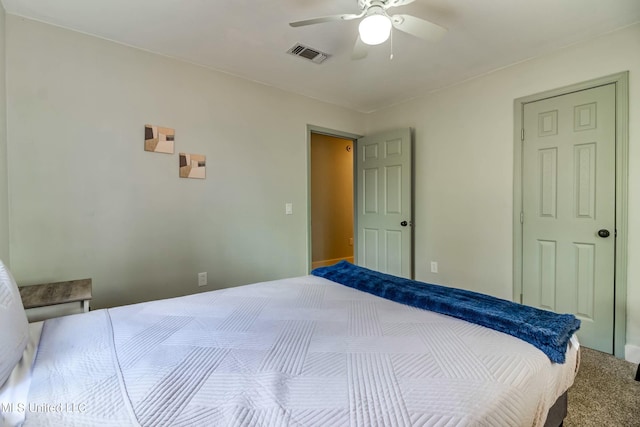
[
  {"xmin": 522, "ymin": 84, "xmax": 616, "ymax": 353},
  {"xmin": 356, "ymin": 129, "xmax": 412, "ymax": 278}
]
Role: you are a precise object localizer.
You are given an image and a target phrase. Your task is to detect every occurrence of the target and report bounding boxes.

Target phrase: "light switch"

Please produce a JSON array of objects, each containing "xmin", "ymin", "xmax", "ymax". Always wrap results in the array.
[
  {"xmin": 285, "ymin": 203, "xmax": 293, "ymax": 215},
  {"xmin": 198, "ymin": 272, "xmax": 207, "ymax": 286}
]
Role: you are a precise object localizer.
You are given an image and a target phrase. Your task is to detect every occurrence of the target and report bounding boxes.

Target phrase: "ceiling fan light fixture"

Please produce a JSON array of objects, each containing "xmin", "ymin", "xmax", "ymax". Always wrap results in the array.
[{"xmin": 358, "ymin": 14, "xmax": 392, "ymax": 45}]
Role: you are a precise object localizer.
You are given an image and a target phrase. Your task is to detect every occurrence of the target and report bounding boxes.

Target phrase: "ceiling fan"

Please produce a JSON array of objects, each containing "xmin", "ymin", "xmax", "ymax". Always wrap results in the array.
[{"xmin": 289, "ymin": 0, "xmax": 447, "ymax": 60}]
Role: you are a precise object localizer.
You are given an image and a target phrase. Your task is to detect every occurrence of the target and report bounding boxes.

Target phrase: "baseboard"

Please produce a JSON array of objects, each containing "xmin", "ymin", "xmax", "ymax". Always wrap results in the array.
[
  {"xmin": 624, "ymin": 344, "xmax": 640, "ymax": 364},
  {"xmin": 311, "ymin": 256, "xmax": 354, "ymax": 271}
]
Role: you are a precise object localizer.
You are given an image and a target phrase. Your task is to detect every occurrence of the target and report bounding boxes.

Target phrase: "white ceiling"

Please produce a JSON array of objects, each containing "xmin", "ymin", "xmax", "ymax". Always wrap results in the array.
[{"xmin": 2, "ymin": 0, "xmax": 639, "ymax": 112}]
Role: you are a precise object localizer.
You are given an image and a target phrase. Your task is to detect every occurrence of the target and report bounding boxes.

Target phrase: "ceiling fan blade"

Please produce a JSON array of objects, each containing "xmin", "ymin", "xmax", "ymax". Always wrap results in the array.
[
  {"xmin": 352, "ymin": 36, "xmax": 368, "ymax": 60},
  {"xmin": 289, "ymin": 13, "xmax": 364, "ymax": 27},
  {"xmin": 389, "ymin": 0, "xmax": 416, "ymax": 7},
  {"xmin": 391, "ymin": 14, "xmax": 448, "ymax": 41}
]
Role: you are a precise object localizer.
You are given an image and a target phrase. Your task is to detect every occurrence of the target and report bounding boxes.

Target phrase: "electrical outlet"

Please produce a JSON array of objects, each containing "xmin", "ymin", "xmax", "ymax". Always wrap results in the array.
[
  {"xmin": 285, "ymin": 203, "xmax": 293, "ymax": 215},
  {"xmin": 198, "ymin": 272, "xmax": 207, "ymax": 287},
  {"xmin": 430, "ymin": 262, "xmax": 438, "ymax": 273}
]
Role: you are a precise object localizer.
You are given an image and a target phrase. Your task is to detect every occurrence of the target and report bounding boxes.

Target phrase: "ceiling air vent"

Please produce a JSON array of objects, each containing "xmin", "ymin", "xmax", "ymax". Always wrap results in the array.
[{"xmin": 287, "ymin": 43, "xmax": 329, "ymax": 64}]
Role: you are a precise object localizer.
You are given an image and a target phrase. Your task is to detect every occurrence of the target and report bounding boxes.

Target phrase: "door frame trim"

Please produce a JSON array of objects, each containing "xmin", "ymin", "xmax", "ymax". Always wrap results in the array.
[
  {"xmin": 306, "ymin": 125, "xmax": 361, "ymax": 274},
  {"xmin": 512, "ymin": 72, "xmax": 629, "ymax": 358}
]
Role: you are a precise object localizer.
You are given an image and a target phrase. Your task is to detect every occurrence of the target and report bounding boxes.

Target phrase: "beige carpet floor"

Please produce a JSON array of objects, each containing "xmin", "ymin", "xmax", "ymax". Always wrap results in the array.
[{"xmin": 564, "ymin": 347, "xmax": 639, "ymax": 426}]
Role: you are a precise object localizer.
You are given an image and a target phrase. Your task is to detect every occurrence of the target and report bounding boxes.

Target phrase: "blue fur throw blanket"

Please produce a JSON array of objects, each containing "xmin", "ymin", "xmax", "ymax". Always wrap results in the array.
[{"xmin": 312, "ymin": 261, "xmax": 580, "ymax": 364}]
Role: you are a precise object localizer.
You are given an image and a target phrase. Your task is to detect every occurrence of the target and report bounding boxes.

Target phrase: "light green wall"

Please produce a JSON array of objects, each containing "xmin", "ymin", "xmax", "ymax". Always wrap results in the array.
[
  {"xmin": 364, "ymin": 24, "xmax": 640, "ymax": 361},
  {"xmin": 5, "ymin": 16, "xmax": 364, "ymax": 309},
  {"xmin": 0, "ymin": 5, "xmax": 8, "ymax": 266}
]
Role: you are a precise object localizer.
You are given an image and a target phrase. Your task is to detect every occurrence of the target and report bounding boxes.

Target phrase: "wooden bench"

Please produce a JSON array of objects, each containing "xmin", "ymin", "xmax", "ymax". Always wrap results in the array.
[{"xmin": 19, "ymin": 278, "xmax": 92, "ymax": 322}]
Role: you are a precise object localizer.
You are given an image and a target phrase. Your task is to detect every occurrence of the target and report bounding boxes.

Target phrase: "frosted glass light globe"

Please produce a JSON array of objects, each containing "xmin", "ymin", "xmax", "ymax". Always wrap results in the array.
[{"xmin": 359, "ymin": 14, "xmax": 392, "ymax": 45}]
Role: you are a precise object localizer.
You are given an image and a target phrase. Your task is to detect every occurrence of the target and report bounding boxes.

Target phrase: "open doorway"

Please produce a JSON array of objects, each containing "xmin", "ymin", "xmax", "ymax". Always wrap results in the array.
[{"xmin": 310, "ymin": 132, "xmax": 355, "ymax": 270}]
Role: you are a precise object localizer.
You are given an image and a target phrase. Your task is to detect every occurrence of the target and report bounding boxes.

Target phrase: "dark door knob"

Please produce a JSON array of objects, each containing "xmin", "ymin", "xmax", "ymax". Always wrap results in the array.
[
  {"xmin": 400, "ymin": 221, "xmax": 408, "ymax": 227},
  {"xmin": 598, "ymin": 229, "xmax": 610, "ymax": 238}
]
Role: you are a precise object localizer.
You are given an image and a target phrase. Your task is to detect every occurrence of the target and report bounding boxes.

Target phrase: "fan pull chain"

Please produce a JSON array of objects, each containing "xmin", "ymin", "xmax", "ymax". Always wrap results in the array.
[{"xmin": 390, "ymin": 28, "xmax": 394, "ymax": 60}]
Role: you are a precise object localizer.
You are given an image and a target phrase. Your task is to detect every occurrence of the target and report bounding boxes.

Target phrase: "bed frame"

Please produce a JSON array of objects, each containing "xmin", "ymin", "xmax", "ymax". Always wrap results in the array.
[{"xmin": 544, "ymin": 392, "xmax": 568, "ymax": 427}]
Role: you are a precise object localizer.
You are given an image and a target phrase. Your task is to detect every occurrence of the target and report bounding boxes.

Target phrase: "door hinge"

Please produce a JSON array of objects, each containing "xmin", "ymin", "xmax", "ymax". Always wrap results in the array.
[
  {"xmin": 520, "ymin": 212, "xmax": 524, "ymax": 224},
  {"xmin": 520, "ymin": 293, "xmax": 523, "ymax": 304},
  {"xmin": 521, "ymin": 129, "xmax": 525, "ymax": 141}
]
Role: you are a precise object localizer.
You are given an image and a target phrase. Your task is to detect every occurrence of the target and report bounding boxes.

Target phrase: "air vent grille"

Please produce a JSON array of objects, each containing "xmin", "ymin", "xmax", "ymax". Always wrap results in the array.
[{"xmin": 287, "ymin": 43, "xmax": 330, "ymax": 64}]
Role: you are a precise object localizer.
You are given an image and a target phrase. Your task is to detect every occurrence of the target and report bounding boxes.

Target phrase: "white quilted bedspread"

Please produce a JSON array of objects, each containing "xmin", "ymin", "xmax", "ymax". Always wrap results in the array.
[{"xmin": 23, "ymin": 276, "xmax": 579, "ymax": 426}]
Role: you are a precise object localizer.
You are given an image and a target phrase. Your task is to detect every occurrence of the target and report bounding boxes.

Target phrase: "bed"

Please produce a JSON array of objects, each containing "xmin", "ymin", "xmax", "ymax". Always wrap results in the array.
[{"xmin": 0, "ymin": 261, "xmax": 579, "ymax": 427}]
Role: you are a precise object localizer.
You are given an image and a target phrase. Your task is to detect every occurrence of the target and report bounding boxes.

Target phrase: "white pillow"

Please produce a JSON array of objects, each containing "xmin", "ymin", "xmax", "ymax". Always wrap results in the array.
[{"xmin": 0, "ymin": 260, "xmax": 29, "ymax": 387}]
